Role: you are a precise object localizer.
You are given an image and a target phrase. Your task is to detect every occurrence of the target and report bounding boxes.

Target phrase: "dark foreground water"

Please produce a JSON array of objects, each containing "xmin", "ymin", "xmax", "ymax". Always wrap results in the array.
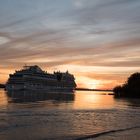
[{"xmin": 0, "ymin": 89, "xmax": 140, "ymax": 140}]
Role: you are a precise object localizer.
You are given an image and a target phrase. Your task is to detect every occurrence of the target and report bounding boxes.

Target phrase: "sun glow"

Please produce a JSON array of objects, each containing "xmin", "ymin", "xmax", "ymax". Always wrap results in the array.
[{"xmin": 76, "ymin": 76, "xmax": 101, "ymax": 89}]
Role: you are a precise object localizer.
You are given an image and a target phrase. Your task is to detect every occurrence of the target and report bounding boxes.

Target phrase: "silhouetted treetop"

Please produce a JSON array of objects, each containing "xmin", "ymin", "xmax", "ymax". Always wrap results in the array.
[
  {"xmin": 127, "ymin": 72, "xmax": 140, "ymax": 87},
  {"xmin": 113, "ymin": 72, "xmax": 140, "ymax": 98}
]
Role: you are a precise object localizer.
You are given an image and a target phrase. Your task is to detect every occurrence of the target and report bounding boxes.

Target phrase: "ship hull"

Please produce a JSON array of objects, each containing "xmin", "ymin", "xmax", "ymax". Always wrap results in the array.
[{"xmin": 5, "ymin": 84, "xmax": 75, "ymax": 93}]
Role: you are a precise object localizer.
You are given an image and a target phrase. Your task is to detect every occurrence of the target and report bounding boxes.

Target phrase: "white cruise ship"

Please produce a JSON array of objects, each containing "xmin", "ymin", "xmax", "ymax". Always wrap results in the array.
[{"xmin": 6, "ymin": 65, "xmax": 76, "ymax": 92}]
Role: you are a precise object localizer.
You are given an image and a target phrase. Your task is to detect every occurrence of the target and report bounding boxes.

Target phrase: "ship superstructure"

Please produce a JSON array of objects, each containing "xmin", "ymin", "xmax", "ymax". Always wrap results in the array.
[{"xmin": 6, "ymin": 65, "xmax": 76, "ymax": 92}]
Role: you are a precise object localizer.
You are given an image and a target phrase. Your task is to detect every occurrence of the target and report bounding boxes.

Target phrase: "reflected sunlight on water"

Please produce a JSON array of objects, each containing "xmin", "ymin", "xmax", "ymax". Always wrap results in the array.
[
  {"xmin": 0, "ymin": 89, "xmax": 140, "ymax": 140},
  {"xmin": 0, "ymin": 89, "xmax": 8, "ymax": 107},
  {"xmin": 74, "ymin": 91, "xmax": 115, "ymax": 109}
]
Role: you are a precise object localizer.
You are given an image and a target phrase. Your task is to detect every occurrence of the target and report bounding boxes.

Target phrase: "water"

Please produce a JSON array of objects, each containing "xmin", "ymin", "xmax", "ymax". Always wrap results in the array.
[{"xmin": 0, "ymin": 89, "xmax": 140, "ymax": 140}]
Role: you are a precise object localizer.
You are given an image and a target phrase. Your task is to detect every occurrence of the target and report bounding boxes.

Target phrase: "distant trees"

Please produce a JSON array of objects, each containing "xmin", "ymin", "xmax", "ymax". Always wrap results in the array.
[
  {"xmin": 0, "ymin": 84, "xmax": 5, "ymax": 88},
  {"xmin": 113, "ymin": 72, "xmax": 140, "ymax": 98}
]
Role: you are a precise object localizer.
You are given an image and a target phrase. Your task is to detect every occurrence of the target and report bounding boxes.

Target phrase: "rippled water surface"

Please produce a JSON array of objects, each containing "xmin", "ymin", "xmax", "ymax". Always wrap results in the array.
[{"xmin": 0, "ymin": 89, "xmax": 140, "ymax": 140}]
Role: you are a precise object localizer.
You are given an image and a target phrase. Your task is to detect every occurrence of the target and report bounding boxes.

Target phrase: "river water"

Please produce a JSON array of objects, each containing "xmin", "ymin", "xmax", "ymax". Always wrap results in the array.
[{"xmin": 0, "ymin": 89, "xmax": 140, "ymax": 140}]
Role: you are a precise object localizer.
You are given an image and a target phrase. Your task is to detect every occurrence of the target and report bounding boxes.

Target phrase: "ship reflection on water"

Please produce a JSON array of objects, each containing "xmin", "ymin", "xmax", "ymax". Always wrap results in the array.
[
  {"xmin": 6, "ymin": 90, "xmax": 75, "ymax": 103},
  {"xmin": 0, "ymin": 90, "xmax": 140, "ymax": 140}
]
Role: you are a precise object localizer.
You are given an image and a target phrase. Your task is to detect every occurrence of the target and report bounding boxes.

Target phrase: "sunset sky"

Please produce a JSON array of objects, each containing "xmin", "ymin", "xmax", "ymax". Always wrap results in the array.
[{"xmin": 0, "ymin": 0, "xmax": 140, "ymax": 89}]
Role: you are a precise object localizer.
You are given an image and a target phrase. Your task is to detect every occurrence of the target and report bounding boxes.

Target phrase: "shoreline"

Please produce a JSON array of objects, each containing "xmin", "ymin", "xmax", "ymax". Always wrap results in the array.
[{"xmin": 76, "ymin": 88, "xmax": 112, "ymax": 92}]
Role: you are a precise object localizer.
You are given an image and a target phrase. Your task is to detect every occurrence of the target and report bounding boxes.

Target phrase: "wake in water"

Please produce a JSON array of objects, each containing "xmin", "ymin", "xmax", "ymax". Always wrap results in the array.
[{"xmin": 75, "ymin": 125, "xmax": 140, "ymax": 140}]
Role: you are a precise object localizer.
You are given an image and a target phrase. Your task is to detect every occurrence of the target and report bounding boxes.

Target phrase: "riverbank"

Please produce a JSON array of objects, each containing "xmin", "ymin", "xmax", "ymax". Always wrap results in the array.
[
  {"xmin": 92, "ymin": 127, "xmax": 140, "ymax": 140},
  {"xmin": 76, "ymin": 88, "xmax": 112, "ymax": 92}
]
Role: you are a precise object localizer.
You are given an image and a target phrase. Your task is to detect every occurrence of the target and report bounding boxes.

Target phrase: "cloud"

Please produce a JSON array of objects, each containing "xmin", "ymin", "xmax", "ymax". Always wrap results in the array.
[
  {"xmin": 0, "ymin": 36, "xmax": 10, "ymax": 45},
  {"xmin": 0, "ymin": 0, "xmax": 140, "ymax": 88},
  {"xmin": 0, "ymin": 31, "xmax": 140, "ymax": 68}
]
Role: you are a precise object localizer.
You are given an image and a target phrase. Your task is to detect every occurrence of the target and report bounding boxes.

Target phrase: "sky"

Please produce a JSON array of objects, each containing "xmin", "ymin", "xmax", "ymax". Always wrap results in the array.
[{"xmin": 0, "ymin": 0, "xmax": 140, "ymax": 89}]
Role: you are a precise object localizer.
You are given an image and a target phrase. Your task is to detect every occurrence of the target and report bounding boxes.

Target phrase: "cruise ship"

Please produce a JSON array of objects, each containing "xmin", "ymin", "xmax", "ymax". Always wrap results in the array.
[{"xmin": 6, "ymin": 65, "xmax": 76, "ymax": 92}]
